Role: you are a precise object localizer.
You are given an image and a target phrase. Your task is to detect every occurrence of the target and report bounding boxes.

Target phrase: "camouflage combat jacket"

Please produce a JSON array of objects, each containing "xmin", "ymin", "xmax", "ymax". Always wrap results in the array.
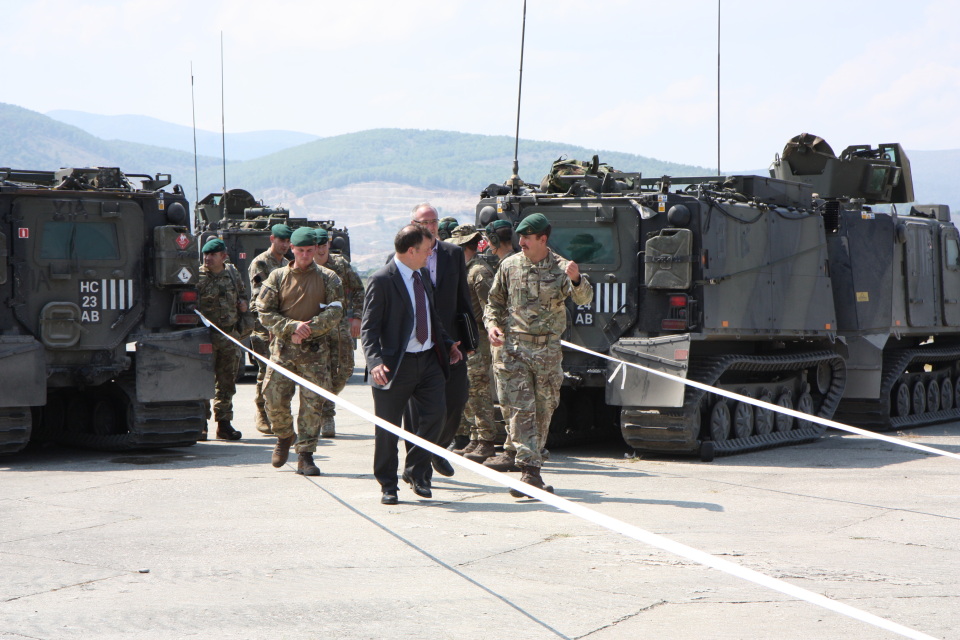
[
  {"xmin": 248, "ymin": 249, "xmax": 287, "ymax": 313},
  {"xmin": 257, "ymin": 263, "xmax": 344, "ymax": 343},
  {"xmin": 466, "ymin": 255, "xmax": 495, "ymax": 342},
  {"xmin": 198, "ymin": 263, "xmax": 247, "ymax": 332},
  {"xmin": 484, "ymin": 249, "xmax": 592, "ymax": 338},
  {"xmin": 323, "ymin": 253, "xmax": 365, "ymax": 320}
]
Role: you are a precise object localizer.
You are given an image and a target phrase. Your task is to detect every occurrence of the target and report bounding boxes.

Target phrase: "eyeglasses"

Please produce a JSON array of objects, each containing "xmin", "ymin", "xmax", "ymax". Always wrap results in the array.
[{"xmin": 415, "ymin": 218, "xmax": 439, "ymax": 224}]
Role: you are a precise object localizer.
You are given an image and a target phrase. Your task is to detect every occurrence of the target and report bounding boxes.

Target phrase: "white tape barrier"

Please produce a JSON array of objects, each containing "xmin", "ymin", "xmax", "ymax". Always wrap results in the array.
[
  {"xmin": 195, "ymin": 311, "xmax": 935, "ymax": 640},
  {"xmin": 564, "ymin": 340, "xmax": 960, "ymax": 462}
]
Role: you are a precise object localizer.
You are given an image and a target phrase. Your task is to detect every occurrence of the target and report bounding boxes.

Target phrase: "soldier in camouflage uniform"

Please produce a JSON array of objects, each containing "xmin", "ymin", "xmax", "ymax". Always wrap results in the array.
[
  {"xmin": 484, "ymin": 213, "xmax": 593, "ymax": 496},
  {"xmin": 248, "ymin": 224, "xmax": 293, "ymax": 435},
  {"xmin": 447, "ymin": 225, "xmax": 498, "ymax": 462},
  {"xmin": 313, "ymin": 228, "xmax": 365, "ymax": 437},
  {"xmin": 197, "ymin": 238, "xmax": 247, "ymax": 441},
  {"xmin": 480, "ymin": 219, "xmax": 521, "ymax": 472},
  {"xmin": 258, "ymin": 227, "xmax": 344, "ymax": 476}
]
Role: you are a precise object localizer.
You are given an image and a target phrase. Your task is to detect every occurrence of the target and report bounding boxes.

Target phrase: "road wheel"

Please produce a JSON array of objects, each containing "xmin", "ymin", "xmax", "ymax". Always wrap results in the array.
[
  {"xmin": 894, "ymin": 382, "xmax": 911, "ymax": 417},
  {"xmin": 796, "ymin": 392, "xmax": 815, "ymax": 430},
  {"xmin": 709, "ymin": 400, "xmax": 731, "ymax": 442},
  {"xmin": 940, "ymin": 377, "xmax": 954, "ymax": 411},
  {"xmin": 912, "ymin": 380, "xmax": 926, "ymax": 415},
  {"xmin": 774, "ymin": 391, "xmax": 793, "ymax": 432},
  {"xmin": 754, "ymin": 391, "xmax": 774, "ymax": 436}
]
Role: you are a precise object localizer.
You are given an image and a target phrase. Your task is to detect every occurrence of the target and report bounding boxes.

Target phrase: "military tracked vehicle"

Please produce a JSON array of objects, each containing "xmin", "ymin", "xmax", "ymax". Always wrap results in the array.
[
  {"xmin": 193, "ymin": 188, "xmax": 352, "ymax": 372},
  {"xmin": 0, "ymin": 167, "xmax": 214, "ymax": 454},
  {"xmin": 477, "ymin": 135, "xmax": 954, "ymax": 459},
  {"xmin": 194, "ymin": 188, "xmax": 351, "ymax": 297}
]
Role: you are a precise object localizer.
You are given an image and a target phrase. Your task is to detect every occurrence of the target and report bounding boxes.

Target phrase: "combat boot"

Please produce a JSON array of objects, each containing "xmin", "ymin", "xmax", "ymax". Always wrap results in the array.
[
  {"xmin": 509, "ymin": 464, "xmax": 554, "ymax": 498},
  {"xmin": 320, "ymin": 416, "xmax": 336, "ymax": 438},
  {"xmin": 482, "ymin": 449, "xmax": 519, "ymax": 472},
  {"xmin": 296, "ymin": 452, "xmax": 320, "ymax": 476},
  {"xmin": 216, "ymin": 420, "xmax": 242, "ymax": 441},
  {"xmin": 453, "ymin": 439, "xmax": 478, "ymax": 456},
  {"xmin": 255, "ymin": 404, "xmax": 273, "ymax": 435},
  {"xmin": 464, "ymin": 440, "xmax": 496, "ymax": 462},
  {"xmin": 449, "ymin": 435, "xmax": 470, "ymax": 452},
  {"xmin": 271, "ymin": 434, "xmax": 296, "ymax": 468}
]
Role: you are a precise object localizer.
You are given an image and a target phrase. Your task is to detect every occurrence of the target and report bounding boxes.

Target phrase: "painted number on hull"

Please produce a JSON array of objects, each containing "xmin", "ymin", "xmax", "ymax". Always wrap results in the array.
[{"xmin": 79, "ymin": 279, "xmax": 135, "ymax": 323}]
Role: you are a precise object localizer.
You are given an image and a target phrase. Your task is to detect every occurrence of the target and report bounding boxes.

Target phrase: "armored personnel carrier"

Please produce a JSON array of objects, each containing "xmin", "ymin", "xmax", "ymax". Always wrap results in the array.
[
  {"xmin": 476, "ymin": 135, "xmax": 954, "ymax": 459},
  {"xmin": 0, "ymin": 167, "xmax": 214, "ymax": 454},
  {"xmin": 194, "ymin": 189, "xmax": 352, "ymax": 373},
  {"xmin": 194, "ymin": 188, "xmax": 351, "ymax": 297}
]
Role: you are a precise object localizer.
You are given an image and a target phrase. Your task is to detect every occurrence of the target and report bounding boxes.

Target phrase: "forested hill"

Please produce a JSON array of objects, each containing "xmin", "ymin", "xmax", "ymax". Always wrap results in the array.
[
  {"xmin": 199, "ymin": 128, "xmax": 712, "ymax": 196},
  {"xmin": 0, "ymin": 103, "xmax": 220, "ymax": 182}
]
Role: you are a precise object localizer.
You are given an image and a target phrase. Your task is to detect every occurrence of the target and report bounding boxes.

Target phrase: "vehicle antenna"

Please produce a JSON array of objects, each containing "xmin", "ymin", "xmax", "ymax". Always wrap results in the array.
[
  {"xmin": 220, "ymin": 31, "xmax": 227, "ymax": 221},
  {"xmin": 190, "ymin": 61, "xmax": 200, "ymax": 228},
  {"xmin": 507, "ymin": 0, "xmax": 527, "ymax": 193},
  {"xmin": 716, "ymin": 0, "xmax": 721, "ymax": 176}
]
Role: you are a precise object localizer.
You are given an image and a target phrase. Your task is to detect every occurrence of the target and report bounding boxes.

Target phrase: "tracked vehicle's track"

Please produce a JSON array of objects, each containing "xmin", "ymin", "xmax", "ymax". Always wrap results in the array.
[
  {"xmin": 0, "ymin": 406, "xmax": 32, "ymax": 454},
  {"xmin": 38, "ymin": 378, "xmax": 204, "ymax": 451},
  {"xmin": 835, "ymin": 344, "xmax": 960, "ymax": 431},
  {"xmin": 622, "ymin": 350, "xmax": 846, "ymax": 460}
]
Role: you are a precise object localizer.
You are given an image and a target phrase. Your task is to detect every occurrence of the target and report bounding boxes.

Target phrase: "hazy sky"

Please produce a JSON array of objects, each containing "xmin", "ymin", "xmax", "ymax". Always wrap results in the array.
[{"xmin": 2, "ymin": 0, "xmax": 958, "ymax": 171}]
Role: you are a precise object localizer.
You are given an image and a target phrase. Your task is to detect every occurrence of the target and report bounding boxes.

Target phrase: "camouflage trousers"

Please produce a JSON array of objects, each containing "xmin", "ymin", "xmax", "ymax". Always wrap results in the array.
[
  {"xmin": 321, "ymin": 322, "xmax": 356, "ymax": 421},
  {"xmin": 209, "ymin": 331, "xmax": 241, "ymax": 422},
  {"xmin": 491, "ymin": 344, "xmax": 516, "ymax": 453},
  {"xmin": 263, "ymin": 339, "xmax": 333, "ymax": 453},
  {"xmin": 250, "ymin": 329, "xmax": 271, "ymax": 411},
  {"xmin": 459, "ymin": 338, "xmax": 497, "ymax": 442},
  {"xmin": 492, "ymin": 335, "xmax": 562, "ymax": 468}
]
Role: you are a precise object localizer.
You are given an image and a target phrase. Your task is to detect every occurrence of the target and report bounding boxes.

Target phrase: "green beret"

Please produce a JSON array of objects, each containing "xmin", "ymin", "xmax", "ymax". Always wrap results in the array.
[
  {"xmin": 486, "ymin": 219, "xmax": 512, "ymax": 233},
  {"xmin": 270, "ymin": 224, "xmax": 292, "ymax": 239},
  {"xmin": 202, "ymin": 237, "xmax": 226, "ymax": 254},
  {"xmin": 314, "ymin": 228, "xmax": 329, "ymax": 245},
  {"xmin": 438, "ymin": 217, "xmax": 459, "ymax": 240},
  {"xmin": 290, "ymin": 227, "xmax": 317, "ymax": 247},
  {"xmin": 448, "ymin": 224, "xmax": 482, "ymax": 246},
  {"xmin": 516, "ymin": 213, "xmax": 549, "ymax": 235}
]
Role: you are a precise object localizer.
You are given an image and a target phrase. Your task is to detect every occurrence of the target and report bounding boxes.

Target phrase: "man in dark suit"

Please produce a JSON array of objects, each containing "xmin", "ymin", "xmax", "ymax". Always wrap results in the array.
[
  {"xmin": 409, "ymin": 203, "xmax": 475, "ymax": 478},
  {"xmin": 362, "ymin": 224, "xmax": 463, "ymax": 505}
]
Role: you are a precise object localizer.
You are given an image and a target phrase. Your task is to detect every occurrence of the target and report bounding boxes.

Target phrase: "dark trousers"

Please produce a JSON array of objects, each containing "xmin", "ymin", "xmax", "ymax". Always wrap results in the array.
[
  {"xmin": 372, "ymin": 352, "xmax": 447, "ymax": 491},
  {"xmin": 403, "ymin": 358, "xmax": 468, "ymax": 457}
]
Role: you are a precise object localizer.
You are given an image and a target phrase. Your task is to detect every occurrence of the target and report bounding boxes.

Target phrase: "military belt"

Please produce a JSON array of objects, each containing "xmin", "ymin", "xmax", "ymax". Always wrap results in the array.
[{"xmin": 511, "ymin": 332, "xmax": 553, "ymax": 345}]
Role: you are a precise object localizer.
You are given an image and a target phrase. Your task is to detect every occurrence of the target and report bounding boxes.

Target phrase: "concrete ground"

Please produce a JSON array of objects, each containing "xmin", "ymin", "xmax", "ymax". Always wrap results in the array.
[{"xmin": 2, "ymin": 368, "xmax": 958, "ymax": 640}]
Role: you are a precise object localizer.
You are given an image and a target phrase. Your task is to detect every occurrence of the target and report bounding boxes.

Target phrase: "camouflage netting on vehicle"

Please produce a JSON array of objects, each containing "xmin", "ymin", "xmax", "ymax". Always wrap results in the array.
[{"xmin": 540, "ymin": 155, "xmax": 623, "ymax": 193}]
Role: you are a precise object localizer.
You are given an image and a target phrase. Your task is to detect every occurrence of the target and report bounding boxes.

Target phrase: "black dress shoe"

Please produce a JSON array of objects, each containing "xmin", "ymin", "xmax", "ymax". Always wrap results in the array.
[
  {"xmin": 402, "ymin": 471, "xmax": 432, "ymax": 499},
  {"xmin": 381, "ymin": 490, "xmax": 398, "ymax": 505},
  {"xmin": 432, "ymin": 455, "xmax": 455, "ymax": 478}
]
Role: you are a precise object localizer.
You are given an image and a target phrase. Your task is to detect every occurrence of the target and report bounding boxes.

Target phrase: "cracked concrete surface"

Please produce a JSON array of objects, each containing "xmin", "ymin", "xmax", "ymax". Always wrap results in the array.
[{"xmin": 1, "ymin": 370, "xmax": 958, "ymax": 639}]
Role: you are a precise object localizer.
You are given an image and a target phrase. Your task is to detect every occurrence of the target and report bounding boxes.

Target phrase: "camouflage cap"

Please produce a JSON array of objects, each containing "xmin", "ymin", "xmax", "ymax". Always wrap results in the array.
[
  {"xmin": 290, "ymin": 227, "xmax": 317, "ymax": 247},
  {"xmin": 447, "ymin": 224, "xmax": 482, "ymax": 246},
  {"xmin": 270, "ymin": 223, "xmax": 293, "ymax": 239},
  {"xmin": 314, "ymin": 228, "xmax": 329, "ymax": 245},
  {"xmin": 516, "ymin": 213, "xmax": 549, "ymax": 235},
  {"xmin": 201, "ymin": 237, "xmax": 227, "ymax": 254}
]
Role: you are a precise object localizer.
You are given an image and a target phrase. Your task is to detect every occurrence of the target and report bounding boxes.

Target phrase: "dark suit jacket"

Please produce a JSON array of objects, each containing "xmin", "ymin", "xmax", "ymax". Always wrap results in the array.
[
  {"xmin": 361, "ymin": 258, "xmax": 453, "ymax": 389},
  {"xmin": 424, "ymin": 241, "xmax": 475, "ymax": 353},
  {"xmin": 383, "ymin": 241, "xmax": 476, "ymax": 354}
]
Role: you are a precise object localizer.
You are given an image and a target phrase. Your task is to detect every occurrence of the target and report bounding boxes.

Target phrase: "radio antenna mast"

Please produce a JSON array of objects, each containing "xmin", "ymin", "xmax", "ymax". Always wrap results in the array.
[
  {"xmin": 190, "ymin": 62, "xmax": 200, "ymax": 217},
  {"xmin": 507, "ymin": 0, "xmax": 527, "ymax": 193},
  {"xmin": 716, "ymin": 0, "xmax": 721, "ymax": 176},
  {"xmin": 220, "ymin": 31, "xmax": 227, "ymax": 220}
]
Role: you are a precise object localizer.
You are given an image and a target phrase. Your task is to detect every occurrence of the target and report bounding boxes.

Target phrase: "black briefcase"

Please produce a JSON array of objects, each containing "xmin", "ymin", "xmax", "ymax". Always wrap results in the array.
[{"xmin": 457, "ymin": 311, "xmax": 479, "ymax": 353}]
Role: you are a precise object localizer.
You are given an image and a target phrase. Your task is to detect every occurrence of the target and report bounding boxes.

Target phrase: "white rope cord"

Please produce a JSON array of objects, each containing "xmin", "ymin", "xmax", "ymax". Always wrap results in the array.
[
  {"xmin": 562, "ymin": 340, "xmax": 960, "ymax": 462},
  {"xmin": 194, "ymin": 311, "xmax": 938, "ymax": 639}
]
